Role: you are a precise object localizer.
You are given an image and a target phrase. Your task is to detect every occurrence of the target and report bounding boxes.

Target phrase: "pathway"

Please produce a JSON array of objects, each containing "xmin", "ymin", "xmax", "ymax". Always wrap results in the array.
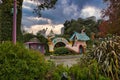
[{"xmin": 45, "ymin": 55, "xmax": 82, "ymax": 67}]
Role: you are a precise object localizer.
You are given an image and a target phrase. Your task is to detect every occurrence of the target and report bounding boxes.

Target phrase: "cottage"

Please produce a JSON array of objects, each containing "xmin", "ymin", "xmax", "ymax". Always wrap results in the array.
[
  {"xmin": 66, "ymin": 31, "xmax": 90, "ymax": 53},
  {"xmin": 25, "ymin": 37, "xmax": 46, "ymax": 54}
]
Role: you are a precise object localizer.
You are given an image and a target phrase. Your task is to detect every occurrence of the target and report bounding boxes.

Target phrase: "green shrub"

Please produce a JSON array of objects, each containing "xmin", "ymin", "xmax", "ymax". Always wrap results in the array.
[
  {"xmin": 69, "ymin": 59, "xmax": 110, "ymax": 80},
  {"xmin": 0, "ymin": 42, "xmax": 51, "ymax": 80},
  {"xmin": 45, "ymin": 64, "xmax": 70, "ymax": 80},
  {"xmin": 54, "ymin": 47, "xmax": 70, "ymax": 55},
  {"xmin": 98, "ymin": 75, "xmax": 110, "ymax": 80}
]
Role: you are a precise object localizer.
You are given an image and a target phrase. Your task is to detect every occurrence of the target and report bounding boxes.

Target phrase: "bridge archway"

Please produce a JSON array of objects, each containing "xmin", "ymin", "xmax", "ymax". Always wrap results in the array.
[
  {"xmin": 54, "ymin": 42, "xmax": 66, "ymax": 49},
  {"xmin": 48, "ymin": 37, "xmax": 69, "ymax": 52}
]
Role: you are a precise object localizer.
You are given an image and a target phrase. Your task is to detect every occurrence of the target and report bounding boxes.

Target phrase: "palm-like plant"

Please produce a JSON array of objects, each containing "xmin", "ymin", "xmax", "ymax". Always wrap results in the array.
[{"xmin": 93, "ymin": 35, "xmax": 120, "ymax": 80}]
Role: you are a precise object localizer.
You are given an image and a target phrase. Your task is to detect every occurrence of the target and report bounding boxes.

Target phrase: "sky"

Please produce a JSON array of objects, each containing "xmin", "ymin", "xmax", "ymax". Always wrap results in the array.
[
  {"xmin": 22, "ymin": 0, "xmax": 106, "ymax": 35},
  {"xmin": 0, "ymin": 0, "xmax": 2, "ymax": 4}
]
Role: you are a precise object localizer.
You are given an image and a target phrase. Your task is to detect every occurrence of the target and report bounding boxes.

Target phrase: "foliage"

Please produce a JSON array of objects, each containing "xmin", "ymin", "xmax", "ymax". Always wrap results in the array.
[
  {"xmin": 70, "ymin": 35, "xmax": 120, "ymax": 80},
  {"xmin": 33, "ymin": 0, "xmax": 57, "ymax": 17},
  {"xmin": 69, "ymin": 55, "xmax": 110, "ymax": 80},
  {"xmin": 54, "ymin": 47, "xmax": 70, "ymax": 55},
  {"xmin": 23, "ymin": 33, "xmax": 35, "ymax": 42},
  {"xmin": 0, "ymin": 9, "xmax": 2, "ymax": 41},
  {"xmin": 23, "ymin": 33, "xmax": 49, "ymax": 54},
  {"xmin": 0, "ymin": 0, "xmax": 57, "ymax": 42},
  {"xmin": 98, "ymin": 21, "xmax": 109, "ymax": 37},
  {"xmin": 102, "ymin": 0, "xmax": 120, "ymax": 35},
  {"xmin": 36, "ymin": 34, "xmax": 48, "ymax": 44},
  {"xmin": 0, "ymin": 0, "xmax": 23, "ymax": 42},
  {"xmin": 0, "ymin": 37, "xmax": 119, "ymax": 80},
  {"xmin": 45, "ymin": 64, "xmax": 70, "ymax": 80},
  {"xmin": 87, "ymin": 40, "xmax": 94, "ymax": 48},
  {"xmin": 0, "ymin": 42, "xmax": 51, "ymax": 80},
  {"xmin": 92, "ymin": 35, "xmax": 120, "ymax": 80},
  {"xmin": 64, "ymin": 16, "xmax": 100, "ymax": 38},
  {"xmin": 36, "ymin": 34, "xmax": 49, "ymax": 54}
]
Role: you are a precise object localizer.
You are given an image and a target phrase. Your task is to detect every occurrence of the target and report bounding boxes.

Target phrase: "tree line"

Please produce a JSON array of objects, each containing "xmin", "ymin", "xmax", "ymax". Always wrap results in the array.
[{"xmin": 0, "ymin": 0, "xmax": 120, "ymax": 43}]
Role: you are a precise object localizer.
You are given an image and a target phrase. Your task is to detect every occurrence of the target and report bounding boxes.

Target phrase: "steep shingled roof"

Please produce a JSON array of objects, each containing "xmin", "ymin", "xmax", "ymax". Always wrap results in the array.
[{"xmin": 70, "ymin": 32, "xmax": 90, "ymax": 41}]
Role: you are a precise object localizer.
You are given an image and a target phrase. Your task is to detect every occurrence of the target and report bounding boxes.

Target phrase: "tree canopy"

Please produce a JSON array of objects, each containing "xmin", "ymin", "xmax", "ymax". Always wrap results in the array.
[
  {"xmin": 33, "ymin": 0, "xmax": 57, "ymax": 17},
  {"xmin": 0, "ymin": 0, "xmax": 57, "ymax": 42},
  {"xmin": 0, "ymin": 0, "xmax": 23, "ymax": 42},
  {"xmin": 102, "ymin": 0, "xmax": 120, "ymax": 35},
  {"xmin": 63, "ymin": 16, "xmax": 100, "ymax": 38}
]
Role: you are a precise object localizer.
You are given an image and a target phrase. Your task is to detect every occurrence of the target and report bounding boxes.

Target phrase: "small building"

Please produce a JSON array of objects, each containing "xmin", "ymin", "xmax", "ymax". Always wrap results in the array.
[
  {"xmin": 66, "ymin": 31, "xmax": 90, "ymax": 53},
  {"xmin": 25, "ymin": 37, "xmax": 46, "ymax": 54}
]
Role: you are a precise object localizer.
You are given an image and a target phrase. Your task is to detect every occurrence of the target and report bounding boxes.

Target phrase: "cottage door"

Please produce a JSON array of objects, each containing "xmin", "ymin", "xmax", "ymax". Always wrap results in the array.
[{"xmin": 79, "ymin": 45, "xmax": 83, "ymax": 53}]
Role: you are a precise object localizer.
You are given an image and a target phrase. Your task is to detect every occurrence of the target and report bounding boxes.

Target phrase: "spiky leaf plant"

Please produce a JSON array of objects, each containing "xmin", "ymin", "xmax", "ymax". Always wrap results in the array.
[{"xmin": 93, "ymin": 35, "xmax": 120, "ymax": 80}]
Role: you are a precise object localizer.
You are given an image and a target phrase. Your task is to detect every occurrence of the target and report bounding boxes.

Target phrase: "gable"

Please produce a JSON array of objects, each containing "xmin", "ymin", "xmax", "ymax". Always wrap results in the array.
[{"xmin": 70, "ymin": 32, "xmax": 90, "ymax": 41}]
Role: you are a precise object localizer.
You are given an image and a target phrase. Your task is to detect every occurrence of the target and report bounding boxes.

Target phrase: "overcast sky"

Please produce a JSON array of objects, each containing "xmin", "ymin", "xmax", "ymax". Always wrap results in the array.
[{"xmin": 22, "ymin": 0, "xmax": 106, "ymax": 35}]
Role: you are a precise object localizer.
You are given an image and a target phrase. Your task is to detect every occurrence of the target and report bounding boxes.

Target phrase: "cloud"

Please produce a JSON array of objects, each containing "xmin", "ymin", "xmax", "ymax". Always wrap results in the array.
[
  {"xmin": 22, "ymin": 0, "xmax": 52, "ymax": 27},
  {"xmin": 62, "ymin": 1, "xmax": 79, "ymax": 20},
  {"xmin": 22, "ymin": 4, "xmax": 33, "ymax": 11},
  {"xmin": 80, "ymin": 6, "xmax": 102, "ymax": 19},
  {"xmin": 22, "ymin": 0, "xmax": 36, "ymax": 18},
  {"xmin": 24, "ymin": 24, "xmax": 64, "ymax": 35},
  {"xmin": 22, "ymin": 0, "xmax": 106, "ymax": 34},
  {"xmin": 40, "ymin": 0, "xmax": 105, "ymax": 24},
  {"xmin": 22, "ymin": 15, "xmax": 53, "ymax": 27}
]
